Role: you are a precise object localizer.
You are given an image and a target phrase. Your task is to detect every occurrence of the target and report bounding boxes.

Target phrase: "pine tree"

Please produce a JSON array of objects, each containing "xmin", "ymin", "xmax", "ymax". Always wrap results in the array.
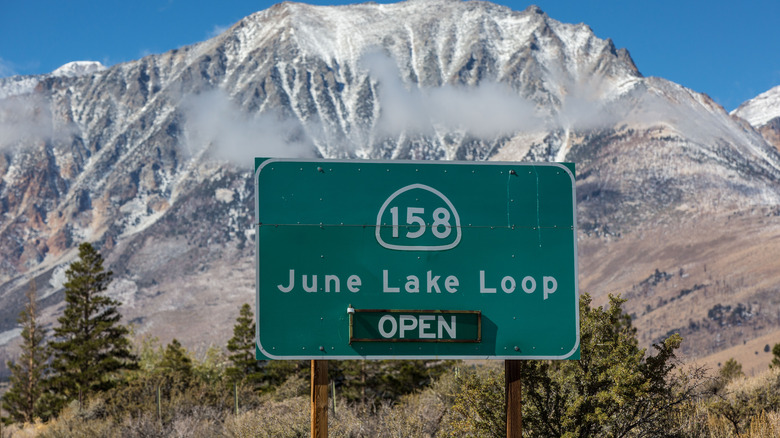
[
  {"xmin": 2, "ymin": 279, "xmax": 51, "ymax": 423},
  {"xmin": 158, "ymin": 339, "xmax": 194, "ymax": 395},
  {"xmin": 160, "ymin": 339, "xmax": 193, "ymax": 381},
  {"xmin": 771, "ymin": 343, "xmax": 780, "ymax": 369},
  {"xmin": 46, "ymin": 242, "xmax": 137, "ymax": 413},
  {"xmin": 226, "ymin": 303, "xmax": 263, "ymax": 385}
]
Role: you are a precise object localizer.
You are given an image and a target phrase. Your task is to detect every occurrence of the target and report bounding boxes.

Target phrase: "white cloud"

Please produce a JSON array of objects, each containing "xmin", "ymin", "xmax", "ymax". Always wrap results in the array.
[
  {"xmin": 182, "ymin": 90, "xmax": 316, "ymax": 167},
  {"xmin": 208, "ymin": 24, "xmax": 230, "ymax": 39},
  {"xmin": 0, "ymin": 57, "xmax": 17, "ymax": 78},
  {"xmin": 360, "ymin": 51, "xmax": 542, "ymax": 139},
  {"xmin": 0, "ymin": 94, "xmax": 70, "ymax": 151}
]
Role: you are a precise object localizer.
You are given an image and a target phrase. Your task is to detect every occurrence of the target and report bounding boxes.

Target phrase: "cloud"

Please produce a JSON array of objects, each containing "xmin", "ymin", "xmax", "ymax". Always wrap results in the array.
[
  {"xmin": 182, "ymin": 90, "xmax": 316, "ymax": 167},
  {"xmin": 360, "ymin": 51, "xmax": 542, "ymax": 139},
  {"xmin": 0, "ymin": 94, "xmax": 74, "ymax": 151},
  {"xmin": 0, "ymin": 58, "xmax": 17, "ymax": 78},
  {"xmin": 208, "ymin": 24, "xmax": 230, "ymax": 39}
]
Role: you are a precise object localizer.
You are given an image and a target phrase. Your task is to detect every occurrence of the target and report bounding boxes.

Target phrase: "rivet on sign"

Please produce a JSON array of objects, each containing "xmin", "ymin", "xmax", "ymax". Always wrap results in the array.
[
  {"xmin": 510, "ymin": 169, "xmax": 517, "ymax": 175},
  {"xmin": 317, "ymin": 167, "xmax": 324, "ymax": 173},
  {"xmin": 319, "ymin": 346, "xmax": 325, "ymax": 351},
  {"xmin": 514, "ymin": 346, "xmax": 520, "ymax": 351}
]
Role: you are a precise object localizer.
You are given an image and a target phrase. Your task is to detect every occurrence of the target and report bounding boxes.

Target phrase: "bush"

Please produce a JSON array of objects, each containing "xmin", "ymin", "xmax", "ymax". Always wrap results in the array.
[{"xmin": 223, "ymin": 396, "xmax": 309, "ymax": 438}]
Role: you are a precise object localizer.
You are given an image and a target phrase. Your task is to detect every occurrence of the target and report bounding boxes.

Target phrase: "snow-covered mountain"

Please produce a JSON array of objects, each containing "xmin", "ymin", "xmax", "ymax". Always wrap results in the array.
[
  {"xmin": 1, "ymin": 0, "xmax": 780, "ymax": 373},
  {"xmin": 734, "ymin": 85, "xmax": 780, "ymax": 128},
  {"xmin": 0, "ymin": 61, "xmax": 106, "ymax": 100},
  {"xmin": 733, "ymin": 85, "xmax": 780, "ymax": 152},
  {"xmin": 51, "ymin": 61, "xmax": 107, "ymax": 78}
]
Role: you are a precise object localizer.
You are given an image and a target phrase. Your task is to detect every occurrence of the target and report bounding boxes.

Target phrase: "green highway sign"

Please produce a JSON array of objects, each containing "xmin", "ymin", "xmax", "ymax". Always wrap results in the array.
[{"xmin": 255, "ymin": 159, "xmax": 579, "ymax": 360}]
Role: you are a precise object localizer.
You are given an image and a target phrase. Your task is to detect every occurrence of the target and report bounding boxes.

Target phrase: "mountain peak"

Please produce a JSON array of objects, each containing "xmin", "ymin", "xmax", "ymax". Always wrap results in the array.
[
  {"xmin": 732, "ymin": 85, "xmax": 780, "ymax": 128},
  {"xmin": 51, "ymin": 61, "xmax": 107, "ymax": 78}
]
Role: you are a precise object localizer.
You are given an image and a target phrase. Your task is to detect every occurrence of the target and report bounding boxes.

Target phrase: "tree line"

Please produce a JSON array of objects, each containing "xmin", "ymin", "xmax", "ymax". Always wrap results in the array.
[
  {"xmin": 3, "ymin": 242, "xmax": 780, "ymax": 436},
  {"xmin": 0, "ymin": 242, "xmax": 452, "ymax": 427}
]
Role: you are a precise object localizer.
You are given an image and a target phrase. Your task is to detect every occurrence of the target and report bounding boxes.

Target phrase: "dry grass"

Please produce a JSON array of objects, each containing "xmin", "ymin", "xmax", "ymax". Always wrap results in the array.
[{"xmin": 8, "ymin": 361, "xmax": 780, "ymax": 437}]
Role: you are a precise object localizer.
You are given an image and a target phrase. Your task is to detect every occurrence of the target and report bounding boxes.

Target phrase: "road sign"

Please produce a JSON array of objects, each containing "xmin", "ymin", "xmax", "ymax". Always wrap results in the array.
[{"xmin": 255, "ymin": 159, "xmax": 579, "ymax": 360}]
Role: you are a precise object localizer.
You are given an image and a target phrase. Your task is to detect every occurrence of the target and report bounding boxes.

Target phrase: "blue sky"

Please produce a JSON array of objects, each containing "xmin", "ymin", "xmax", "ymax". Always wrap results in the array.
[{"xmin": 1, "ymin": 0, "xmax": 778, "ymax": 111}]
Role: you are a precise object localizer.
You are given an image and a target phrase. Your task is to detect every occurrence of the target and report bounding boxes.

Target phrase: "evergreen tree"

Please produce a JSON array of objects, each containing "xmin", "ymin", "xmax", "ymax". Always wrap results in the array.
[
  {"xmin": 448, "ymin": 293, "xmax": 706, "ymax": 437},
  {"xmin": 2, "ymin": 279, "xmax": 51, "ymax": 423},
  {"xmin": 160, "ymin": 339, "xmax": 193, "ymax": 381},
  {"xmin": 226, "ymin": 303, "xmax": 263, "ymax": 385},
  {"xmin": 518, "ymin": 294, "xmax": 706, "ymax": 437},
  {"xmin": 711, "ymin": 357, "xmax": 745, "ymax": 394},
  {"xmin": 158, "ymin": 339, "xmax": 194, "ymax": 395},
  {"xmin": 46, "ymin": 242, "xmax": 137, "ymax": 413},
  {"xmin": 771, "ymin": 343, "xmax": 780, "ymax": 369}
]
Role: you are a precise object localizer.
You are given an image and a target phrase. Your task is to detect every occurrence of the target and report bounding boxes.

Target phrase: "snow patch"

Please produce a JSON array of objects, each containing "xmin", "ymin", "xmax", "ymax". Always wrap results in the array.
[
  {"xmin": 106, "ymin": 278, "xmax": 138, "ymax": 308},
  {"xmin": 216, "ymin": 188, "xmax": 234, "ymax": 203},
  {"xmin": 47, "ymin": 265, "xmax": 68, "ymax": 295}
]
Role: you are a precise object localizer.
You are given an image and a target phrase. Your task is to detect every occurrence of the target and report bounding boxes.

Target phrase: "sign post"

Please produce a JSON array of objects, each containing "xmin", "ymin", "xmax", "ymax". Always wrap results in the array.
[
  {"xmin": 311, "ymin": 360, "xmax": 328, "ymax": 438},
  {"xmin": 255, "ymin": 159, "xmax": 579, "ymax": 435},
  {"xmin": 506, "ymin": 360, "xmax": 523, "ymax": 437}
]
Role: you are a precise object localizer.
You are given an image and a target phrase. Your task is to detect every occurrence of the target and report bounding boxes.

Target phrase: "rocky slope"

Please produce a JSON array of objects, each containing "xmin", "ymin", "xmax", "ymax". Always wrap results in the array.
[{"xmin": 1, "ymin": 0, "xmax": 780, "ymax": 375}]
